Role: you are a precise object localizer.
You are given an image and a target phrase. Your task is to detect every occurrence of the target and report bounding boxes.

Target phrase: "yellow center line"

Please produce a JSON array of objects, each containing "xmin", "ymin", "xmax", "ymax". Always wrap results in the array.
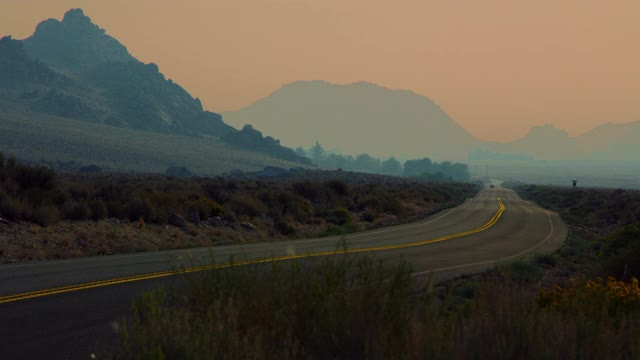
[{"xmin": 0, "ymin": 198, "xmax": 505, "ymax": 304}]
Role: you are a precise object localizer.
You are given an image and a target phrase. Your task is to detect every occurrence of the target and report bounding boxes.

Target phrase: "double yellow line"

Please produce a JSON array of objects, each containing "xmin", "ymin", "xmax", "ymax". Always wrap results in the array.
[{"xmin": 0, "ymin": 198, "xmax": 505, "ymax": 304}]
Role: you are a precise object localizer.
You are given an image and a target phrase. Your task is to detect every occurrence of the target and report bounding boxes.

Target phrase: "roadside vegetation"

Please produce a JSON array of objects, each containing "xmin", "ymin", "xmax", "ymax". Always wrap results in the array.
[
  {"xmin": 114, "ymin": 183, "xmax": 640, "ymax": 359},
  {"xmin": 510, "ymin": 184, "xmax": 640, "ymax": 279},
  {"xmin": 0, "ymin": 153, "xmax": 479, "ymax": 262},
  {"xmin": 115, "ymin": 254, "xmax": 640, "ymax": 359}
]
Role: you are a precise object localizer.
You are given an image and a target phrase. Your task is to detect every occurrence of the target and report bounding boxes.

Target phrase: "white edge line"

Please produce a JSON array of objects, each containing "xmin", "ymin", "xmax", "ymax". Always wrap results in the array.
[{"xmin": 412, "ymin": 209, "xmax": 556, "ymax": 277}]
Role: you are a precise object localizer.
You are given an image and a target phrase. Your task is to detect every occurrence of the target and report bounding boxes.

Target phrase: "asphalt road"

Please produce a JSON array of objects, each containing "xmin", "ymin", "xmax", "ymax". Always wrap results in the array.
[{"xmin": 0, "ymin": 186, "xmax": 566, "ymax": 359}]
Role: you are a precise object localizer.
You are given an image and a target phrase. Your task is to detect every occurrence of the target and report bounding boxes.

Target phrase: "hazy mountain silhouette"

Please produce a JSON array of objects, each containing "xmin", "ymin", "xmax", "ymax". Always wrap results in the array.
[
  {"xmin": 501, "ymin": 124, "xmax": 575, "ymax": 159},
  {"xmin": 223, "ymin": 81, "xmax": 478, "ymax": 160},
  {"xmin": 224, "ymin": 80, "xmax": 640, "ymax": 162},
  {"xmin": 476, "ymin": 122, "xmax": 640, "ymax": 161},
  {"xmin": 0, "ymin": 9, "xmax": 308, "ymax": 166},
  {"xmin": 574, "ymin": 121, "xmax": 640, "ymax": 160}
]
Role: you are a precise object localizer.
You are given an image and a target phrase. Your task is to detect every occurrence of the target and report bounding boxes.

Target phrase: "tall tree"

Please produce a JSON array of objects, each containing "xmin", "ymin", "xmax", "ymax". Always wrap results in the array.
[
  {"xmin": 381, "ymin": 157, "xmax": 402, "ymax": 176},
  {"xmin": 295, "ymin": 146, "xmax": 307, "ymax": 158},
  {"xmin": 403, "ymin": 158, "xmax": 432, "ymax": 177},
  {"xmin": 309, "ymin": 141, "xmax": 325, "ymax": 164},
  {"xmin": 353, "ymin": 153, "xmax": 381, "ymax": 173}
]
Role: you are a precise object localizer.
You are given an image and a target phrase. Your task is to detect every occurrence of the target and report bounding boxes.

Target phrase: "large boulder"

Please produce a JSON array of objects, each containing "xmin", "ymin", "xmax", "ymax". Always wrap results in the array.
[
  {"xmin": 208, "ymin": 216, "xmax": 227, "ymax": 227},
  {"xmin": 168, "ymin": 213, "xmax": 187, "ymax": 229},
  {"xmin": 187, "ymin": 210, "xmax": 200, "ymax": 224},
  {"xmin": 240, "ymin": 222, "xmax": 256, "ymax": 231}
]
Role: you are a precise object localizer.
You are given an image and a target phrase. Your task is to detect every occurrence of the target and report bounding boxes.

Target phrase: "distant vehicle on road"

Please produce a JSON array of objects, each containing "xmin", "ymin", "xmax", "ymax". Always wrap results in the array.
[{"xmin": 489, "ymin": 185, "xmax": 495, "ymax": 188}]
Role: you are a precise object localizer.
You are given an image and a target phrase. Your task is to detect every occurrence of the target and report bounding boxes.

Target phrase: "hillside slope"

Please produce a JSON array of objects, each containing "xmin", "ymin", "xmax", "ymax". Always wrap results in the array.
[{"xmin": 0, "ymin": 111, "xmax": 301, "ymax": 174}]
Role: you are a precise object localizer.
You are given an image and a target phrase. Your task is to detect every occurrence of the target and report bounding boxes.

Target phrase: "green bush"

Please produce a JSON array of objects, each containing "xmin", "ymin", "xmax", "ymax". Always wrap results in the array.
[
  {"xmin": 228, "ymin": 194, "xmax": 268, "ymax": 217},
  {"xmin": 275, "ymin": 220, "xmax": 296, "ymax": 236},
  {"xmin": 533, "ymin": 253, "xmax": 557, "ymax": 267},
  {"xmin": 31, "ymin": 204, "xmax": 60, "ymax": 226},
  {"xmin": 191, "ymin": 198, "xmax": 224, "ymax": 219},
  {"xmin": 326, "ymin": 180, "xmax": 349, "ymax": 196},
  {"xmin": 357, "ymin": 196, "xmax": 383, "ymax": 213},
  {"xmin": 89, "ymin": 198, "xmax": 108, "ymax": 220},
  {"xmin": 327, "ymin": 207, "xmax": 352, "ymax": 225},
  {"xmin": 127, "ymin": 197, "xmax": 155, "ymax": 222},
  {"xmin": 293, "ymin": 181, "xmax": 324, "ymax": 201},
  {"xmin": 600, "ymin": 222, "xmax": 640, "ymax": 279},
  {"xmin": 66, "ymin": 201, "xmax": 90, "ymax": 221},
  {"xmin": 362, "ymin": 211, "xmax": 377, "ymax": 222}
]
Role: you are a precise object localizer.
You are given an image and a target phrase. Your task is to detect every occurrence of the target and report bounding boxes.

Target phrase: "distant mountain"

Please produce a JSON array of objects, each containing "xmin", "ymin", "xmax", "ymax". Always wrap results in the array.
[
  {"xmin": 574, "ymin": 121, "xmax": 640, "ymax": 160},
  {"xmin": 475, "ymin": 122, "xmax": 640, "ymax": 161},
  {"xmin": 223, "ymin": 81, "xmax": 478, "ymax": 160},
  {"xmin": 0, "ymin": 9, "xmax": 309, "ymax": 168},
  {"xmin": 502, "ymin": 124, "xmax": 575, "ymax": 159}
]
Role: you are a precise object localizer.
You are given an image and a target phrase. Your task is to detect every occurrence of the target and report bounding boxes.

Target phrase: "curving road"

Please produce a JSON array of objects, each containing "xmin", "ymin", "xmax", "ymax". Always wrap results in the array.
[{"xmin": 0, "ymin": 186, "xmax": 566, "ymax": 359}]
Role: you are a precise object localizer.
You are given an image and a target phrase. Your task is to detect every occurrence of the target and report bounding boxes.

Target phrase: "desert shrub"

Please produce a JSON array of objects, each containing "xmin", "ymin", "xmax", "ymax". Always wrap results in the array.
[
  {"xmin": 67, "ymin": 183, "xmax": 90, "ymax": 201},
  {"xmin": 120, "ymin": 257, "xmax": 414, "ymax": 360},
  {"xmin": 559, "ymin": 234, "xmax": 598, "ymax": 260},
  {"xmin": 106, "ymin": 200, "xmax": 128, "ymax": 220},
  {"xmin": 326, "ymin": 208, "xmax": 352, "ymax": 225},
  {"xmin": 126, "ymin": 197, "xmax": 155, "ymax": 222},
  {"xmin": 66, "ymin": 201, "xmax": 90, "ymax": 221},
  {"xmin": 538, "ymin": 277, "xmax": 640, "ymax": 315},
  {"xmin": 494, "ymin": 259, "xmax": 543, "ymax": 284},
  {"xmin": 89, "ymin": 198, "xmax": 108, "ymax": 220},
  {"xmin": 275, "ymin": 220, "xmax": 296, "ymax": 236},
  {"xmin": 258, "ymin": 190, "xmax": 307, "ymax": 220},
  {"xmin": 228, "ymin": 194, "xmax": 268, "ymax": 217},
  {"xmin": 325, "ymin": 180, "xmax": 349, "ymax": 196},
  {"xmin": 600, "ymin": 222, "xmax": 640, "ymax": 279},
  {"xmin": 381, "ymin": 196, "xmax": 403, "ymax": 215},
  {"xmin": 191, "ymin": 198, "xmax": 224, "ymax": 219},
  {"xmin": 454, "ymin": 280, "xmax": 480, "ymax": 299},
  {"xmin": 31, "ymin": 204, "xmax": 59, "ymax": 226},
  {"xmin": 121, "ymin": 255, "xmax": 640, "ymax": 360},
  {"xmin": 361, "ymin": 211, "xmax": 377, "ymax": 222},
  {"xmin": 293, "ymin": 181, "xmax": 324, "ymax": 201},
  {"xmin": 533, "ymin": 253, "xmax": 557, "ymax": 267},
  {"xmin": 357, "ymin": 196, "xmax": 383, "ymax": 213},
  {"xmin": 14, "ymin": 165, "xmax": 56, "ymax": 190},
  {"xmin": 0, "ymin": 192, "xmax": 27, "ymax": 219},
  {"xmin": 323, "ymin": 224, "xmax": 359, "ymax": 236}
]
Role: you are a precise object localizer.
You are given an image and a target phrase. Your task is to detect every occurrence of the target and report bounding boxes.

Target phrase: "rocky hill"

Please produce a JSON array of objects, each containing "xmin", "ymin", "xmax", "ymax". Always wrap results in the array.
[
  {"xmin": 0, "ymin": 9, "xmax": 309, "ymax": 167},
  {"xmin": 23, "ymin": 9, "xmax": 134, "ymax": 73}
]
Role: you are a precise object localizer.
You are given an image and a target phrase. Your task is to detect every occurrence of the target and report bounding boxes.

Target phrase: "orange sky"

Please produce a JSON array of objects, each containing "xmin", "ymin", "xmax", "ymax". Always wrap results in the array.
[{"xmin": 1, "ymin": 0, "xmax": 639, "ymax": 142}]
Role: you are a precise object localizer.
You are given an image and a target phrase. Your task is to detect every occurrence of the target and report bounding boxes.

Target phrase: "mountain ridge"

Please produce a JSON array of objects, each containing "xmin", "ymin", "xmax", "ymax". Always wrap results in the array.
[
  {"xmin": 226, "ymin": 80, "xmax": 640, "ymax": 161},
  {"xmin": 224, "ymin": 80, "xmax": 478, "ymax": 160},
  {"xmin": 0, "ymin": 8, "xmax": 310, "ymax": 167}
]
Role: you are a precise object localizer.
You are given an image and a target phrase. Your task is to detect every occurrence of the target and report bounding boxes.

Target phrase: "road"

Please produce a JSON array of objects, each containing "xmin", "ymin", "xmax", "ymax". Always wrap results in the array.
[{"xmin": 0, "ymin": 186, "xmax": 566, "ymax": 359}]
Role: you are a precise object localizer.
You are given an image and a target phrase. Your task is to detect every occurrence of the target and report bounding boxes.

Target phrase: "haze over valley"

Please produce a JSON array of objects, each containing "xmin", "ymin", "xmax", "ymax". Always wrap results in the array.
[{"xmin": 1, "ymin": 3, "xmax": 640, "ymax": 359}]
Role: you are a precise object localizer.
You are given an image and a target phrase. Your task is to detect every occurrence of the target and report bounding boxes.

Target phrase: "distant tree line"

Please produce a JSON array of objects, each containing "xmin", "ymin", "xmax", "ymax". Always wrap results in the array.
[
  {"xmin": 296, "ymin": 142, "xmax": 470, "ymax": 182},
  {"xmin": 468, "ymin": 149, "xmax": 533, "ymax": 161}
]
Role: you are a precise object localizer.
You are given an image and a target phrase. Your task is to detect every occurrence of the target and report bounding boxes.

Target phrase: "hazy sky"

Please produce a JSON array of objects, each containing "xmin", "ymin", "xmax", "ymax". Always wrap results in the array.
[{"xmin": 1, "ymin": 0, "xmax": 638, "ymax": 142}]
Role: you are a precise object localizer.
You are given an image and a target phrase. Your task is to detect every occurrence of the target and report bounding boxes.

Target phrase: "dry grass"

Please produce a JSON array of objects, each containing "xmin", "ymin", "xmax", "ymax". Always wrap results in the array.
[{"xmin": 114, "ymin": 256, "xmax": 640, "ymax": 360}]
